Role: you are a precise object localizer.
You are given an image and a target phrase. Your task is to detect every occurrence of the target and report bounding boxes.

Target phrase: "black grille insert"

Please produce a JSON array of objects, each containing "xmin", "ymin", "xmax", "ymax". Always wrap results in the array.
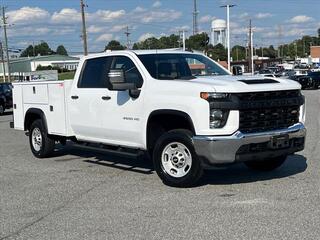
[{"xmin": 239, "ymin": 106, "xmax": 300, "ymax": 133}]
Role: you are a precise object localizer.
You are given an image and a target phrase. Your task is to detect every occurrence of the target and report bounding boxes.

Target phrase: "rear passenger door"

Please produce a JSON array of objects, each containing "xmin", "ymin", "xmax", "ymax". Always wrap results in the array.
[{"xmin": 68, "ymin": 57, "xmax": 112, "ymax": 140}]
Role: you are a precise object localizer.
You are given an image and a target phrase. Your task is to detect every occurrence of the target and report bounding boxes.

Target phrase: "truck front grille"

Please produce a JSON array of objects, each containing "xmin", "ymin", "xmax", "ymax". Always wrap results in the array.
[{"xmin": 239, "ymin": 105, "xmax": 300, "ymax": 133}]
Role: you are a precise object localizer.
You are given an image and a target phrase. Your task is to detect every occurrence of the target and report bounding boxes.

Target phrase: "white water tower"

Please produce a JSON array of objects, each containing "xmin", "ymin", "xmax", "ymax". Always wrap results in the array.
[{"xmin": 211, "ymin": 19, "xmax": 227, "ymax": 47}]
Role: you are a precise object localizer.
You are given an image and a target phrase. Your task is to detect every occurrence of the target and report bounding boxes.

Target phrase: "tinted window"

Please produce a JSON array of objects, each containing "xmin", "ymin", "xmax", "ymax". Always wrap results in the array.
[
  {"xmin": 110, "ymin": 56, "xmax": 143, "ymax": 88},
  {"xmin": 138, "ymin": 53, "xmax": 229, "ymax": 80},
  {"xmin": 78, "ymin": 57, "xmax": 112, "ymax": 88}
]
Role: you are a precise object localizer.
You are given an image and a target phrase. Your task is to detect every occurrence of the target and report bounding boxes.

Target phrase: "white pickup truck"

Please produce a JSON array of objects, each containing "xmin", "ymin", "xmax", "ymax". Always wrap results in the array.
[{"xmin": 11, "ymin": 50, "xmax": 306, "ymax": 187}]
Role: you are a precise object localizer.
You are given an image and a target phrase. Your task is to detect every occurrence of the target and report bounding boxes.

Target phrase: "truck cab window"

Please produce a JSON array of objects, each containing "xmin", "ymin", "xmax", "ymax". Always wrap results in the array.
[
  {"xmin": 110, "ymin": 56, "xmax": 143, "ymax": 88},
  {"xmin": 78, "ymin": 57, "xmax": 112, "ymax": 88}
]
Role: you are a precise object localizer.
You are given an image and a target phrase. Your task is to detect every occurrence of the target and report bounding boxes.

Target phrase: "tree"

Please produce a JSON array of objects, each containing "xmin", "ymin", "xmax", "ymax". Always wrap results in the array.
[
  {"xmin": 104, "ymin": 40, "xmax": 126, "ymax": 50},
  {"xmin": 186, "ymin": 32, "xmax": 209, "ymax": 51},
  {"xmin": 56, "ymin": 45, "xmax": 68, "ymax": 55},
  {"xmin": 231, "ymin": 45, "xmax": 246, "ymax": 61},
  {"xmin": 207, "ymin": 44, "xmax": 227, "ymax": 61},
  {"xmin": 133, "ymin": 34, "xmax": 180, "ymax": 50},
  {"xmin": 20, "ymin": 41, "xmax": 54, "ymax": 57},
  {"xmin": 318, "ymin": 28, "xmax": 320, "ymax": 38}
]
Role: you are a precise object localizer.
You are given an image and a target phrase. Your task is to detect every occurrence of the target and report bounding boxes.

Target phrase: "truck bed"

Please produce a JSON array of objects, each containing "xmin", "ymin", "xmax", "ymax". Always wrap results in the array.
[{"xmin": 13, "ymin": 80, "xmax": 73, "ymax": 136}]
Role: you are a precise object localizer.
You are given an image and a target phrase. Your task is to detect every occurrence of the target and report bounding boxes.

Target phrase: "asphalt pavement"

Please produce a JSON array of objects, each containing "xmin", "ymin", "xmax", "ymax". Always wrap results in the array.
[{"xmin": 0, "ymin": 90, "xmax": 319, "ymax": 240}]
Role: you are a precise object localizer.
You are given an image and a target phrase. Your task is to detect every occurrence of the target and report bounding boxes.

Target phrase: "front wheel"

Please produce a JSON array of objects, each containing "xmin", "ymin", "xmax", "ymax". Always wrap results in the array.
[
  {"xmin": 153, "ymin": 129, "xmax": 203, "ymax": 187},
  {"xmin": 29, "ymin": 119, "xmax": 55, "ymax": 158},
  {"xmin": 244, "ymin": 155, "xmax": 287, "ymax": 171}
]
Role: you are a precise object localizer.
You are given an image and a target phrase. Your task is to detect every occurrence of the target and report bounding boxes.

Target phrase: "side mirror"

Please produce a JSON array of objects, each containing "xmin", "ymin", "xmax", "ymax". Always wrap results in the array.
[
  {"xmin": 232, "ymin": 66, "xmax": 243, "ymax": 76},
  {"xmin": 108, "ymin": 69, "xmax": 136, "ymax": 91}
]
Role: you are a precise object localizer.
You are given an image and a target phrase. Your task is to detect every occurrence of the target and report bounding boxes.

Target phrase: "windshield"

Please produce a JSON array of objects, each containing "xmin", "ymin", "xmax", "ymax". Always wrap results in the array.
[{"xmin": 137, "ymin": 53, "xmax": 229, "ymax": 80}]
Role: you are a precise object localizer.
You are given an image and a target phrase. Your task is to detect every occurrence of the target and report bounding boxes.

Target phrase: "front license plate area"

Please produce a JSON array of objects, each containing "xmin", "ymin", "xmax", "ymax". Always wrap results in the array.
[{"xmin": 270, "ymin": 135, "xmax": 289, "ymax": 149}]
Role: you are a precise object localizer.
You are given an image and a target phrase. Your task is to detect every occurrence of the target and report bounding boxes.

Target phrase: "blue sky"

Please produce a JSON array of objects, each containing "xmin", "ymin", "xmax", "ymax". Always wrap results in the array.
[{"xmin": 2, "ymin": 0, "xmax": 320, "ymax": 54}]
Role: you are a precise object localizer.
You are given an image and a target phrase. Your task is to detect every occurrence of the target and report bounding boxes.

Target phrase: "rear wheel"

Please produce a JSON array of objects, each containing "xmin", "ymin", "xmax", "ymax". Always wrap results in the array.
[
  {"xmin": 244, "ymin": 155, "xmax": 287, "ymax": 171},
  {"xmin": 29, "ymin": 119, "xmax": 55, "ymax": 158},
  {"xmin": 153, "ymin": 129, "xmax": 203, "ymax": 187}
]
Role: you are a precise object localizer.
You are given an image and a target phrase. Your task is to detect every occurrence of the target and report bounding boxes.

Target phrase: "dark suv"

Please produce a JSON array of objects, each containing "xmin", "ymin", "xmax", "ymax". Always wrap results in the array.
[
  {"xmin": 0, "ymin": 83, "xmax": 13, "ymax": 115},
  {"xmin": 291, "ymin": 71, "xmax": 320, "ymax": 89}
]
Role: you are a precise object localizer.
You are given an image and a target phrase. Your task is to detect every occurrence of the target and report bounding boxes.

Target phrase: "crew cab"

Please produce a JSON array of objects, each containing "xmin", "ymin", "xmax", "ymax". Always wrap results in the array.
[{"xmin": 11, "ymin": 50, "xmax": 306, "ymax": 187}]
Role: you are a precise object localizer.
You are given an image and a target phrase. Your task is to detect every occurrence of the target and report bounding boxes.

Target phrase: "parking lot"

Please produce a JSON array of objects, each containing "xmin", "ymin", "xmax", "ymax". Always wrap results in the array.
[{"xmin": 0, "ymin": 90, "xmax": 319, "ymax": 240}]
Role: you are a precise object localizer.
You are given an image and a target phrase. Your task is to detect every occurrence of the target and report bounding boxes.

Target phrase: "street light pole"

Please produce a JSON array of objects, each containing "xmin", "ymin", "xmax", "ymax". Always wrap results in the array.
[{"xmin": 220, "ymin": 4, "xmax": 236, "ymax": 72}]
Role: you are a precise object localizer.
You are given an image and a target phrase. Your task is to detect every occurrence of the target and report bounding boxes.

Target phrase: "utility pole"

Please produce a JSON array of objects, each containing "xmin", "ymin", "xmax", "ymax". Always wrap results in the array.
[
  {"xmin": 0, "ymin": 42, "xmax": 6, "ymax": 82},
  {"xmin": 221, "ymin": 4, "xmax": 236, "ymax": 72},
  {"xmin": 124, "ymin": 26, "xmax": 131, "ymax": 49},
  {"xmin": 192, "ymin": 0, "xmax": 199, "ymax": 35},
  {"xmin": 2, "ymin": 7, "xmax": 10, "ymax": 82},
  {"xmin": 80, "ymin": 0, "xmax": 88, "ymax": 55},
  {"xmin": 248, "ymin": 19, "xmax": 254, "ymax": 75}
]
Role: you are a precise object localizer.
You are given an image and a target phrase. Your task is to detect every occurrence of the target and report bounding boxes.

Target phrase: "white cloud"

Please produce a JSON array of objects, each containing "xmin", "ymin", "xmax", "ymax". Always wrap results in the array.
[
  {"xmin": 138, "ymin": 33, "xmax": 155, "ymax": 41},
  {"xmin": 152, "ymin": 1, "xmax": 162, "ymax": 8},
  {"xmin": 87, "ymin": 25, "xmax": 104, "ymax": 33},
  {"xmin": 238, "ymin": 12, "xmax": 249, "ymax": 20},
  {"xmin": 110, "ymin": 25, "xmax": 127, "ymax": 32},
  {"xmin": 199, "ymin": 15, "xmax": 216, "ymax": 24},
  {"xmin": 140, "ymin": 10, "xmax": 182, "ymax": 23},
  {"xmin": 255, "ymin": 13, "xmax": 273, "ymax": 19},
  {"xmin": 7, "ymin": 7, "xmax": 50, "ymax": 24},
  {"xmin": 169, "ymin": 25, "xmax": 190, "ymax": 32},
  {"xmin": 288, "ymin": 15, "xmax": 313, "ymax": 24},
  {"xmin": 96, "ymin": 33, "xmax": 113, "ymax": 42},
  {"xmin": 51, "ymin": 8, "xmax": 80, "ymax": 23},
  {"xmin": 94, "ymin": 10, "xmax": 126, "ymax": 22},
  {"xmin": 133, "ymin": 6, "xmax": 146, "ymax": 13}
]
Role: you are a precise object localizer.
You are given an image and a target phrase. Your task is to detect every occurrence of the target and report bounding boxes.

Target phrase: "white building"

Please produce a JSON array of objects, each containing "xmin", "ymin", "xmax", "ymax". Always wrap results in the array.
[{"xmin": 211, "ymin": 19, "xmax": 227, "ymax": 47}]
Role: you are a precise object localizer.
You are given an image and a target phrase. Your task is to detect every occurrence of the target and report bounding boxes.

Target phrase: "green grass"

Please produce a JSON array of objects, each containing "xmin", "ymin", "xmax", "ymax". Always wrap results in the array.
[{"xmin": 58, "ymin": 71, "xmax": 75, "ymax": 80}]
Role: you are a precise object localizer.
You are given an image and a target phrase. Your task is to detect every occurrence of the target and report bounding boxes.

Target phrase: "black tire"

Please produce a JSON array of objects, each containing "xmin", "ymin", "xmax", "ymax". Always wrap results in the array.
[
  {"xmin": 244, "ymin": 155, "xmax": 287, "ymax": 171},
  {"xmin": 0, "ymin": 103, "xmax": 4, "ymax": 115},
  {"xmin": 153, "ymin": 129, "xmax": 203, "ymax": 187},
  {"xmin": 29, "ymin": 119, "xmax": 55, "ymax": 158}
]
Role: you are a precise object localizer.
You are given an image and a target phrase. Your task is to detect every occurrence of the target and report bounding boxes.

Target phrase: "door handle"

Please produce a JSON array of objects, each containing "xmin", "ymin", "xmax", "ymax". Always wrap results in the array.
[
  {"xmin": 71, "ymin": 95, "xmax": 79, "ymax": 100},
  {"xmin": 101, "ymin": 96, "xmax": 111, "ymax": 100}
]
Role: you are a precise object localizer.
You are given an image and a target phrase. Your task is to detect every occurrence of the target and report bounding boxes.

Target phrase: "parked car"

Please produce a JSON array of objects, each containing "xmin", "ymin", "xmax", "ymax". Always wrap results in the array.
[
  {"xmin": 11, "ymin": 50, "xmax": 306, "ymax": 187},
  {"xmin": 291, "ymin": 71, "xmax": 320, "ymax": 89},
  {"xmin": 0, "ymin": 83, "xmax": 13, "ymax": 115}
]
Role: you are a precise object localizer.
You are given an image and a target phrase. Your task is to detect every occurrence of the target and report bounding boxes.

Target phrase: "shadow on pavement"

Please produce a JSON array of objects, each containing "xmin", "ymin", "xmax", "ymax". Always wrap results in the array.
[
  {"xmin": 2, "ymin": 110, "xmax": 13, "ymax": 116},
  {"xmin": 52, "ymin": 143, "xmax": 307, "ymax": 185},
  {"xmin": 52, "ymin": 144, "xmax": 154, "ymax": 175},
  {"xmin": 198, "ymin": 154, "xmax": 307, "ymax": 186}
]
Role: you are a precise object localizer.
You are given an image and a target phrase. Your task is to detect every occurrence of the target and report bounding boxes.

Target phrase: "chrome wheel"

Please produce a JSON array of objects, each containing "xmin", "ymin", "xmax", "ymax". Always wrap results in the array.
[
  {"xmin": 32, "ymin": 127, "xmax": 42, "ymax": 152},
  {"xmin": 161, "ymin": 142, "xmax": 192, "ymax": 178}
]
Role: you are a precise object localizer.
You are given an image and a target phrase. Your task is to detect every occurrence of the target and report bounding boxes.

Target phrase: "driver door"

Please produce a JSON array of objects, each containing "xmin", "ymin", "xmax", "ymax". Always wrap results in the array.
[{"xmin": 99, "ymin": 55, "xmax": 145, "ymax": 148}]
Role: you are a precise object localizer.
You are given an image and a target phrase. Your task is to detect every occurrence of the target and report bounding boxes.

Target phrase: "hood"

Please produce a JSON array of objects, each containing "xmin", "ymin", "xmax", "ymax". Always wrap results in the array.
[{"xmin": 190, "ymin": 75, "xmax": 301, "ymax": 93}]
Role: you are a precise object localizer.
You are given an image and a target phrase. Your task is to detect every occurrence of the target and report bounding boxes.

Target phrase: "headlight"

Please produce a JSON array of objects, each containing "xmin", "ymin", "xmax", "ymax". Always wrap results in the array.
[
  {"xmin": 200, "ymin": 92, "xmax": 230, "ymax": 101},
  {"xmin": 210, "ymin": 109, "xmax": 229, "ymax": 128}
]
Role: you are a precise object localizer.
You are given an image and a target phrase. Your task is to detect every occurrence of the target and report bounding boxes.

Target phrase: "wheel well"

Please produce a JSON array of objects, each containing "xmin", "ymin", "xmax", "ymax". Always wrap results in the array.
[
  {"xmin": 147, "ymin": 110, "xmax": 195, "ymax": 151},
  {"xmin": 24, "ymin": 109, "xmax": 47, "ymax": 131}
]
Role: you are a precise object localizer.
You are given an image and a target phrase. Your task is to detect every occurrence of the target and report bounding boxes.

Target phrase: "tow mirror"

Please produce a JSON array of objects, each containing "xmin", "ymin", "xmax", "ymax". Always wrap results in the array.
[{"xmin": 108, "ymin": 69, "xmax": 136, "ymax": 91}]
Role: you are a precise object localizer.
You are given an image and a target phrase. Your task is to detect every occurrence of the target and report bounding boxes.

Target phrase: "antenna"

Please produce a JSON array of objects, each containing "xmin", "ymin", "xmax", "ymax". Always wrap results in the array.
[{"xmin": 193, "ymin": 0, "xmax": 199, "ymax": 35}]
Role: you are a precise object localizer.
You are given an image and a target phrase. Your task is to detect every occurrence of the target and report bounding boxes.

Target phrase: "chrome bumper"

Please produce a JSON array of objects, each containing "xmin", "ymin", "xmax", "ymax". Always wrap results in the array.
[{"xmin": 193, "ymin": 123, "xmax": 306, "ymax": 167}]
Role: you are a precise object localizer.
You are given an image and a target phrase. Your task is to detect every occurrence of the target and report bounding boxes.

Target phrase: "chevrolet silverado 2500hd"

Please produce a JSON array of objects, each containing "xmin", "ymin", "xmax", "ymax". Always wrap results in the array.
[{"xmin": 11, "ymin": 50, "xmax": 306, "ymax": 187}]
